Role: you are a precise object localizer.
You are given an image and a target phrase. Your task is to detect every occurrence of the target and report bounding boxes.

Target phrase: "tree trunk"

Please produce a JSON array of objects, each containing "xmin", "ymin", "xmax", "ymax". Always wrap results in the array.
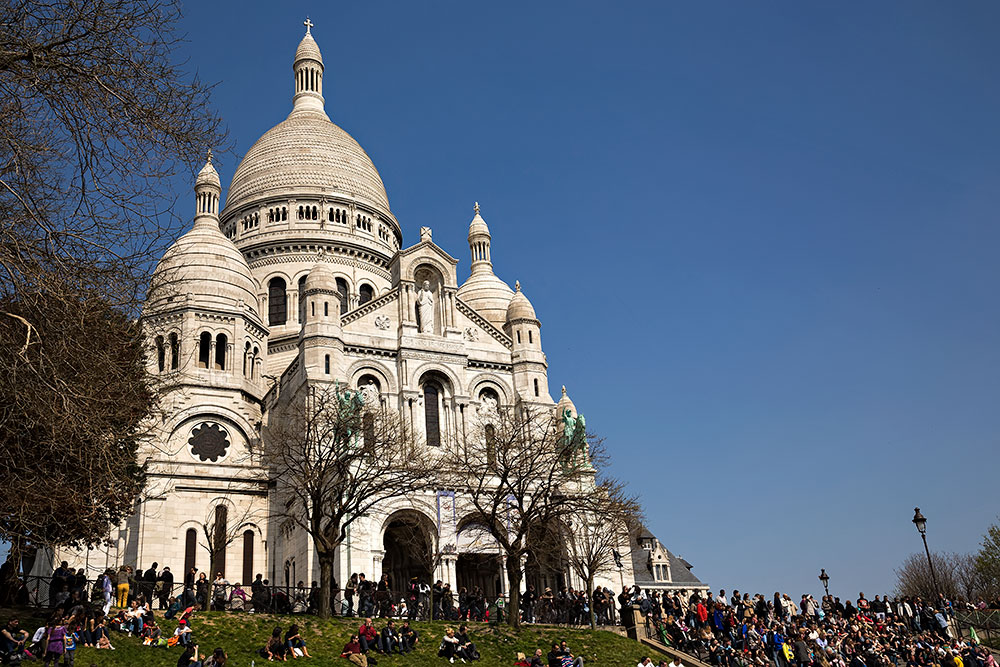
[
  {"xmin": 1, "ymin": 537, "xmax": 23, "ymax": 605},
  {"xmin": 318, "ymin": 552, "xmax": 334, "ymax": 618},
  {"xmin": 588, "ymin": 573, "xmax": 596, "ymax": 630},
  {"xmin": 506, "ymin": 556, "xmax": 522, "ymax": 629}
]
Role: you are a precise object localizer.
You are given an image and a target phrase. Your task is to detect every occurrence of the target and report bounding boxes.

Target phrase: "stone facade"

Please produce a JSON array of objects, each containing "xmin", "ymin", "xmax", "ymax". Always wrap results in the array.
[{"xmin": 46, "ymin": 24, "xmax": 703, "ymax": 599}]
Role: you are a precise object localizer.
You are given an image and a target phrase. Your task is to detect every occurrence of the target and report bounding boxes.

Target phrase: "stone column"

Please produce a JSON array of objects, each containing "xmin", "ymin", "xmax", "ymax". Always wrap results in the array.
[
  {"xmin": 442, "ymin": 555, "xmax": 458, "ymax": 587},
  {"xmin": 372, "ymin": 550, "xmax": 385, "ymax": 581}
]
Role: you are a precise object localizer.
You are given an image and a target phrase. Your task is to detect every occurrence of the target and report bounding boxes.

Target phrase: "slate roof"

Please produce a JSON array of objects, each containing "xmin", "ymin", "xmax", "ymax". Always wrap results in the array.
[{"xmin": 630, "ymin": 525, "xmax": 707, "ymax": 589}]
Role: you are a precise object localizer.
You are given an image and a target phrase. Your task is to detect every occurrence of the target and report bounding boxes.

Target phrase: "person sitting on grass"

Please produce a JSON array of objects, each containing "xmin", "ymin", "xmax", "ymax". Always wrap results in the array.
[
  {"xmin": 456, "ymin": 624, "xmax": 478, "ymax": 661},
  {"xmin": 439, "ymin": 627, "xmax": 461, "ymax": 663},
  {"xmin": 261, "ymin": 626, "xmax": 287, "ymax": 662},
  {"xmin": 379, "ymin": 619, "xmax": 402, "ymax": 655},
  {"xmin": 177, "ymin": 644, "xmax": 202, "ymax": 667},
  {"xmin": 203, "ymin": 647, "xmax": 228, "ymax": 666},
  {"xmin": 174, "ymin": 618, "xmax": 194, "ymax": 647},
  {"xmin": 165, "ymin": 596, "xmax": 183, "ymax": 619},
  {"xmin": 400, "ymin": 620, "xmax": 419, "ymax": 653},
  {"xmin": 527, "ymin": 649, "xmax": 545, "ymax": 667},
  {"xmin": 1, "ymin": 616, "xmax": 30, "ymax": 663},
  {"xmin": 341, "ymin": 634, "xmax": 368, "ymax": 667},
  {"xmin": 358, "ymin": 618, "xmax": 378, "ymax": 654},
  {"xmin": 284, "ymin": 624, "xmax": 311, "ymax": 658}
]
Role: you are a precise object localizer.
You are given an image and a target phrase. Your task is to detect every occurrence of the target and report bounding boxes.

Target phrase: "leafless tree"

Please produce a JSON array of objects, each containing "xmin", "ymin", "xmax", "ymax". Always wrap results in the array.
[
  {"xmin": 895, "ymin": 551, "xmax": 961, "ymax": 600},
  {"xmin": 0, "ymin": 287, "xmax": 153, "ymax": 587},
  {"xmin": 565, "ymin": 478, "xmax": 642, "ymax": 629},
  {"xmin": 263, "ymin": 384, "xmax": 434, "ymax": 617},
  {"xmin": 199, "ymin": 500, "xmax": 262, "ymax": 585},
  {"xmin": 0, "ymin": 0, "xmax": 225, "ymax": 586},
  {"xmin": 444, "ymin": 401, "xmax": 603, "ymax": 629}
]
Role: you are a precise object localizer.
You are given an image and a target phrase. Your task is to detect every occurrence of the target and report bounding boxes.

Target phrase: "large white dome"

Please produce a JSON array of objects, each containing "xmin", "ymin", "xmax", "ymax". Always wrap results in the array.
[{"xmin": 224, "ymin": 113, "xmax": 392, "ymax": 218}]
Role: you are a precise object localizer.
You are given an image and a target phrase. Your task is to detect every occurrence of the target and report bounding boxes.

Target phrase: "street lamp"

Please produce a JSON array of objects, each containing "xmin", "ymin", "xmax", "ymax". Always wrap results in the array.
[
  {"xmin": 911, "ymin": 507, "xmax": 940, "ymax": 596},
  {"xmin": 818, "ymin": 569, "xmax": 830, "ymax": 596}
]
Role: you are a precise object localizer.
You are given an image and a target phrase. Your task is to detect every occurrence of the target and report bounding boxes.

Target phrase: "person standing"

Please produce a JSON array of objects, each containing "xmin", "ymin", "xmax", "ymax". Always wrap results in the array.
[
  {"xmin": 158, "ymin": 567, "xmax": 174, "ymax": 610},
  {"xmin": 115, "ymin": 565, "xmax": 130, "ymax": 609}
]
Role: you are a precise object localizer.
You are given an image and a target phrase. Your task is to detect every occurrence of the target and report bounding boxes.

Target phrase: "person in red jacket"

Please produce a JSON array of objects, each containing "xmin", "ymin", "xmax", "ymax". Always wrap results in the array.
[
  {"xmin": 358, "ymin": 617, "xmax": 378, "ymax": 654},
  {"xmin": 696, "ymin": 599, "xmax": 708, "ymax": 628}
]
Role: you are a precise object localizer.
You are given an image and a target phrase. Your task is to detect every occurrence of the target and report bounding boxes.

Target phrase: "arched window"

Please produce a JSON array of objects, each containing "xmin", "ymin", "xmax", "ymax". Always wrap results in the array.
[
  {"xmin": 324, "ymin": 301, "xmax": 329, "ymax": 316},
  {"xmin": 312, "ymin": 206, "xmax": 318, "ymax": 220},
  {"xmin": 298, "ymin": 275, "xmax": 308, "ymax": 323},
  {"xmin": 213, "ymin": 504, "xmax": 228, "ymax": 577},
  {"xmin": 252, "ymin": 346, "xmax": 259, "ymax": 379},
  {"xmin": 485, "ymin": 424, "xmax": 497, "ymax": 468},
  {"xmin": 155, "ymin": 336, "xmax": 165, "ymax": 372},
  {"xmin": 529, "ymin": 330, "xmax": 534, "ymax": 344},
  {"xmin": 281, "ymin": 207, "xmax": 287, "ymax": 221},
  {"xmin": 516, "ymin": 331, "xmax": 521, "ymax": 344},
  {"xmin": 329, "ymin": 208, "xmax": 334, "ymax": 221},
  {"xmin": 359, "ymin": 284, "xmax": 374, "ymax": 305},
  {"xmin": 298, "ymin": 206, "xmax": 303, "ymax": 220},
  {"xmin": 169, "ymin": 333, "xmax": 179, "ymax": 370},
  {"xmin": 324, "ymin": 354, "xmax": 330, "ymax": 375},
  {"xmin": 335, "ymin": 277, "xmax": 349, "ymax": 316},
  {"xmin": 198, "ymin": 332, "xmax": 211, "ymax": 369},
  {"xmin": 533, "ymin": 378, "xmax": 540, "ymax": 397},
  {"xmin": 423, "ymin": 380, "xmax": 442, "ymax": 447},
  {"xmin": 268, "ymin": 277, "xmax": 287, "ymax": 326},
  {"xmin": 242, "ymin": 530, "xmax": 254, "ymax": 587},
  {"xmin": 215, "ymin": 333, "xmax": 227, "ymax": 370},
  {"xmin": 184, "ymin": 528, "xmax": 197, "ymax": 574},
  {"xmin": 243, "ymin": 341, "xmax": 251, "ymax": 376}
]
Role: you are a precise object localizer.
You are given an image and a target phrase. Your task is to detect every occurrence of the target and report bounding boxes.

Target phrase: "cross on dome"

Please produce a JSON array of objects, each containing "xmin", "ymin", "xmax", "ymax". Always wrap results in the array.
[
  {"xmin": 474, "ymin": 201, "xmax": 480, "ymax": 214},
  {"xmin": 303, "ymin": 17, "xmax": 314, "ymax": 35},
  {"xmin": 206, "ymin": 147, "xmax": 213, "ymax": 164}
]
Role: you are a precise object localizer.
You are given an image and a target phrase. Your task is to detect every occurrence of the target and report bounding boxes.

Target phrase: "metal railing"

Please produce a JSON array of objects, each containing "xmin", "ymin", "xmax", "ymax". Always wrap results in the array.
[{"xmin": 3, "ymin": 576, "xmax": 622, "ymax": 628}]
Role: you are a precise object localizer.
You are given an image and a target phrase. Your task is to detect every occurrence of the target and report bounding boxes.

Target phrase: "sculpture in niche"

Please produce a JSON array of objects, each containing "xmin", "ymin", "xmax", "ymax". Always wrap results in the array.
[
  {"xmin": 189, "ymin": 422, "xmax": 230, "ymax": 462},
  {"xmin": 416, "ymin": 280, "xmax": 434, "ymax": 333},
  {"xmin": 360, "ymin": 379, "xmax": 381, "ymax": 408}
]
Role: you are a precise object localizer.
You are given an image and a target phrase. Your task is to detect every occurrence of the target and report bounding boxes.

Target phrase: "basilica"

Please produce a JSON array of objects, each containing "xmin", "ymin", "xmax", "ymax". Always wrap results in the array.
[{"xmin": 48, "ymin": 24, "xmax": 704, "ymax": 600}]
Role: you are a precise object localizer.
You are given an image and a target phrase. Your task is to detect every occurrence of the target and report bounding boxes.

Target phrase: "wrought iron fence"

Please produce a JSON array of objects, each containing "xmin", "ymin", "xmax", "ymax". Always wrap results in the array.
[{"xmin": 3, "ymin": 576, "xmax": 623, "ymax": 628}]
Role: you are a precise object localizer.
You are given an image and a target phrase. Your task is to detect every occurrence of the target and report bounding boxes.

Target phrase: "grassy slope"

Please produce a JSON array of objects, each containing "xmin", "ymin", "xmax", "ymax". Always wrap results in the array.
[{"xmin": 7, "ymin": 609, "xmax": 665, "ymax": 667}]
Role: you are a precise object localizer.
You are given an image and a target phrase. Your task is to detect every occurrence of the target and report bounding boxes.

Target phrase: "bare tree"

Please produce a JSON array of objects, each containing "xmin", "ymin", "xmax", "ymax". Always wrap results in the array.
[
  {"xmin": 444, "ymin": 402, "xmax": 602, "ymax": 629},
  {"xmin": 264, "ymin": 384, "xmax": 434, "ymax": 617},
  {"xmin": 565, "ymin": 478, "xmax": 642, "ymax": 629},
  {"xmin": 199, "ymin": 501, "xmax": 262, "ymax": 585},
  {"xmin": 895, "ymin": 551, "xmax": 961, "ymax": 600},
  {"xmin": 0, "ymin": 287, "xmax": 153, "ymax": 590},
  {"xmin": 0, "ymin": 0, "xmax": 225, "ymax": 586}
]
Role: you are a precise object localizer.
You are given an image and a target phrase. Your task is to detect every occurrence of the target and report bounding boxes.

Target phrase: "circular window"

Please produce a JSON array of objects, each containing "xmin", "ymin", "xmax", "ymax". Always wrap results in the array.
[{"xmin": 188, "ymin": 422, "xmax": 230, "ymax": 462}]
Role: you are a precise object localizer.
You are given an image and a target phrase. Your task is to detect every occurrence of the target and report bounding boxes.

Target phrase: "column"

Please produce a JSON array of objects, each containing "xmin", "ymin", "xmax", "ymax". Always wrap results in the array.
[
  {"xmin": 372, "ymin": 550, "xmax": 385, "ymax": 581},
  {"xmin": 441, "ymin": 555, "xmax": 458, "ymax": 587}
]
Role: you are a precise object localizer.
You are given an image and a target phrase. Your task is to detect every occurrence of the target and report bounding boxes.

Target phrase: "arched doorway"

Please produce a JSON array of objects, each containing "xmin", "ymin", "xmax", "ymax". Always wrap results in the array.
[
  {"xmin": 382, "ymin": 510, "xmax": 436, "ymax": 592},
  {"xmin": 455, "ymin": 520, "xmax": 503, "ymax": 599},
  {"xmin": 525, "ymin": 520, "xmax": 570, "ymax": 593}
]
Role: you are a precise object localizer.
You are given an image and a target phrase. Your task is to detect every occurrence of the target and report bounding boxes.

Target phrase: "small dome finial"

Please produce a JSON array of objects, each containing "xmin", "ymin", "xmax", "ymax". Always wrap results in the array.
[
  {"xmin": 303, "ymin": 16, "xmax": 314, "ymax": 35},
  {"xmin": 561, "ymin": 385, "xmax": 566, "ymax": 395},
  {"xmin": 206, "ymin": 147, "xmax": 213, "ymax": 164},
  {"xmin": 474, "ymin": 201, "xmax": 480, "ymax": 215},
  {"xmin": 515, "ymin": 280, "xmax": 521, "ymax": 291}
]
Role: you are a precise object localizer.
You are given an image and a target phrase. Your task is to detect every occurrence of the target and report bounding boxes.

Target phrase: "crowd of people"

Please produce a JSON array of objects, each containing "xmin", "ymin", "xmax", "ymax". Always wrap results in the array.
[{"xmin": 633, "ymin": 587, "xmax": 995, "ymax": 667}]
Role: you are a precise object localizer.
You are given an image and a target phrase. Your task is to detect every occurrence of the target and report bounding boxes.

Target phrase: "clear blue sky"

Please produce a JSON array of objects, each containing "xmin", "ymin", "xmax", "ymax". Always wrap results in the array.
[{"xmin": 170, "ymin": 1, "xmax": 1000, "ymax": 599}]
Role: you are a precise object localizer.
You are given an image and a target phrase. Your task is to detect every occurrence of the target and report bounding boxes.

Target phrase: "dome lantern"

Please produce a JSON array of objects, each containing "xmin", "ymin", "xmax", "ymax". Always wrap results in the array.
[
  {"xmin": 193, "ymin": 149, "xmax": 221, "ymax": 225},
  {"xmin": 292, "ymin": 17, "xmax": 326, "ymax": 118},
  {"xmin": 457, "ymin": 202, "xmax": 514, "ymax": 329}
]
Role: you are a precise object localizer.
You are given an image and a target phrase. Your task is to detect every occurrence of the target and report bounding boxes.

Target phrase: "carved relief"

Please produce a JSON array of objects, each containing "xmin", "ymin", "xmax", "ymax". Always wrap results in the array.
[
  {"xmin": 463, "ymin": 327, "xmax": 479, "ymax": 342},
  {"xmin": 375, "ymin": 314, "xmax": 391, "ymax": 330}
]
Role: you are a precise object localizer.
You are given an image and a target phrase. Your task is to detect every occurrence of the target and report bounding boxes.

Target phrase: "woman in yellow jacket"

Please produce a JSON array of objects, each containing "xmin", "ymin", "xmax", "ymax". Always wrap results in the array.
[{"xmin": 116, "ymin": 565, "xmax": 131, "ymax": 608}]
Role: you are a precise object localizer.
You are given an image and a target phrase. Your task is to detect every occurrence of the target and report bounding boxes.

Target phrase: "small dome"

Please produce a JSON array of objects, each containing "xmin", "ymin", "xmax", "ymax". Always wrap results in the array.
[
  {"xmin": 505, "ymin": 281, "xmax": 537, "ymax": 323},
  {"xmin": 148, "ymin": 218, "xmax": 260, "ymax": 320},
  {"xmin": 556, "ymin": 385, "xmax": 577, "ymax": 417},
  {"xmin": 304, "ymin": 260, "xmax": 337, "ymax": 292},
  {"xmin": 195, "ymin": 159, "xmax": 220, "ymax": 189},
  {"xmin": 295, "ymin": 32, "xmax": 322, "ymax": 64},
  {"xmin": 458, "ymin": 272, "xmax": 513, "ymax": 330}
]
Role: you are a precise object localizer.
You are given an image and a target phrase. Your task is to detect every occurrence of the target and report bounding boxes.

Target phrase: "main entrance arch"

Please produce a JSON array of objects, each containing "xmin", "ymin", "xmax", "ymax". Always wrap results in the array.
[
  {"xmin": 455, "ymin": 520, "xmax": 503, "ymax": 599},
  {"xmin": 382, "ymin": 510, "xmax": 436, "ymax": 591}
]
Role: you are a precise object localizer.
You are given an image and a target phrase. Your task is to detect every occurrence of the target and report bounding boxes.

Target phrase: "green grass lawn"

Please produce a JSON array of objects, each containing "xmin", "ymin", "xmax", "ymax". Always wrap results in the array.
[{"xmin": 5, "ymin": 608, "xmax": 665, "ymax": 667}]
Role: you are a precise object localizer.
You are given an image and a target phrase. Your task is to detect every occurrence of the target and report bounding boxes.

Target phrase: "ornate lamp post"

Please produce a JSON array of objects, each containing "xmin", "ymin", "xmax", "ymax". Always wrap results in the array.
[
  {"xmin": 912, "ymin": 507, "xmax": 940, "ymax": 596},
  {"xmin": 819, "ymin": 568, "xmax": 830, "ymax": 596}
]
